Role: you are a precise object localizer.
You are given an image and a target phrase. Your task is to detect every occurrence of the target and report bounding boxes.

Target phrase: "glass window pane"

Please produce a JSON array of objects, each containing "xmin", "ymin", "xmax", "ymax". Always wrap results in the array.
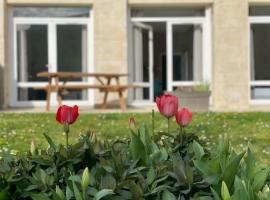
[
  {"xmin": 172, "ymin": 24, "xmax": 203, "ymax": 81},
  {"xmin": 250, "ymin": 24, "xmax": 270, "ymax": 80},
  {"xmin": 132, "ymin": 25, "xmax": 150, "ymax": 83},
  {"xmin": 133, "ymin": 87, "xmax": 149, "ymax": 101},
  {"xmin": 250, "ymin": 6, "xmax": 270, "ymax": 16},
  {"xmin": 131, "ymin": 7, "xmax": 205, "ymax": 17},
  {"xmin": 17, "ymin": 24, "xmax": 48, "ymax": 82},
  {"xmin": 62, "ymin": 90, "xmax": 88, "ymax": 100},
  {"xmin": 57, "ymin": 25, "xmax": 88, "ymax": 81},
  {"xmin": 251, "ymin": 86, "xmax": 270, "ymax": 100},
  {"xmin": 14, "ymin": 7, "xmax": 90, "ymax": 18},
  {"xmin": 18, "ymin": 88, "xmax": 46, "ymax": 101},
  {"xmin": 17, "ymin": 88, "xmax": 88, "ymax": 101}
]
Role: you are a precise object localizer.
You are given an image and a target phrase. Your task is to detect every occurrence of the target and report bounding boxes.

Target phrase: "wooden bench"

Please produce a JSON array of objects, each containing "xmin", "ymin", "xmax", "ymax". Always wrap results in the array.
[{"xmin": 35, "ymin": 71, "xmax": 136, "ymax": 111}]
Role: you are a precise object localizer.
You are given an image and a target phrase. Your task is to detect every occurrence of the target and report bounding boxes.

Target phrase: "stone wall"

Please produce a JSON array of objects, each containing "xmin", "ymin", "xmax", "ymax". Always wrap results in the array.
[
  {"xmin": 93, "ymin": 0, "xmax": 128, "ymax": 105},
  {"xmin": 212, "ymin": 0, "xmax": 250, "ymax": 111}
]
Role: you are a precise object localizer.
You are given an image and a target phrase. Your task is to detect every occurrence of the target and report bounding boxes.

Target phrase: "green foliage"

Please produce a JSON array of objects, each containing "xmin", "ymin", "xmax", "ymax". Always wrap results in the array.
[
  {"xmin": 194, "ymin": 136, "xmax": 270, "ymax": 200},
  {"xmin": 193, "ymin": 83, "xmax": 210, "ymax": 92},
  {"xmin": 0, "ymin": 121, "xmax": 270, "ymax": 199}
]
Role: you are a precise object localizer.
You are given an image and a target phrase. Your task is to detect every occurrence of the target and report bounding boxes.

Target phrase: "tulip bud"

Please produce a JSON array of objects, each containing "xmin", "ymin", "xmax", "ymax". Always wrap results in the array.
[
  {"xmin": 56, "ymin": 185, "xmax": 65, "ymax": 200},
  {"xmin": 129, "ymin": 116, "xmax": 136, "ymax": 129},
  {"xmin": 91, "ymin": 131, "xmax": 97, "ymax": 143},
  {"xmin": 30, "ymin": 139, "xmax": 37, "ymax": 155},
  {"xmin": 81, "ymin": 167, "xmax": 90, "ymax": 194}
]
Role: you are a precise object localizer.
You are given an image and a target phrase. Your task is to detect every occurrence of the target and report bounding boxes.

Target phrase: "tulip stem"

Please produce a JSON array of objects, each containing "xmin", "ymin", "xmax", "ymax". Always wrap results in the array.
[
  {"xmin": 83, "ymin": 189, "xmax": 86, "ymax": 200},
  {"xmin": 152, "ymin": 109, "xmax": 155, "ymax": 136},
  {"xmin": 179, "ymin": 126, "xmax": 183, "ymax": 146},
  {"xmin": 64, "ymin": 123, "xmax": 70, "ymax": 150},
  {"xmin": 66, "ymin": 132, "xmax": 69, "ymax": 149},
  {"xmin": 167, "ymin": 118, "xmax": 170, "ymax": 134}
]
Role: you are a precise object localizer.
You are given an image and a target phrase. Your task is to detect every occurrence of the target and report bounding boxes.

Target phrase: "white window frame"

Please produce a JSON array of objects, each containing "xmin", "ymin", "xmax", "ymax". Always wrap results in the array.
[
  {"xmin": 249, "ymin": 16, "xmax": 270, "ymax": 105},
  {"xmin": 9, "ymin": 9, "xmax": 94, "ymax": 107},
  {"xmin": 129, "ymin": 7, "xmax": 212, "ymax": 106},
  {"xmin": 130, "ymin": 22, "xmax": 154, "ymax": 105}
]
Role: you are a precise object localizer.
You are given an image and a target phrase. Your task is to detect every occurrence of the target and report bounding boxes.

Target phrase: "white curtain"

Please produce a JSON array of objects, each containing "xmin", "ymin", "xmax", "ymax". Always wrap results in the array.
[
  {"xmin": 133, "ymin": 26, "xmax": 143, "ymax": 100},
  {"xmin": 193, "ymin": 25, "xmax": 203, "ymax": 82}
]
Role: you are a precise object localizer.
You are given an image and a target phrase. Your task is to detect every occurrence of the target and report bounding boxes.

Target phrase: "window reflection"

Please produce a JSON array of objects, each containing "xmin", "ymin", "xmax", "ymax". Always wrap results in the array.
[{"xmin": 13, "ymin": 7, "xmax": 90, "ymax": 18}]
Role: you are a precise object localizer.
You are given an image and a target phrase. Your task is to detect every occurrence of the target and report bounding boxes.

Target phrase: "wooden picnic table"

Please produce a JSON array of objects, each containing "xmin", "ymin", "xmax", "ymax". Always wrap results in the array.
[{"xmin": 36, "ymin": 71, "xmax": 134, "ymax": 111}]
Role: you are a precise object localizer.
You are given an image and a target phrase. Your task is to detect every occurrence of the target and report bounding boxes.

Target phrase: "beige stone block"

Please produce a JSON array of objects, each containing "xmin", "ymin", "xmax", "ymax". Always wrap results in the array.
[
  {"xmin": 93, "ymin": 0, "xmax": 128, "ymax": 105},
  {"xmin": 212, "ymin": 0, "xmax": 249, "ymax": 111}
]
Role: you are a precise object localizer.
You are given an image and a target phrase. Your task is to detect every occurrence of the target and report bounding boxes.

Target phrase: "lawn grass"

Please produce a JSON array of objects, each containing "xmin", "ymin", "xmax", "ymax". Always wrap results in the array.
[{"xmin": 0, "ymin": 112, "xmax": 270, "ymax": 165}]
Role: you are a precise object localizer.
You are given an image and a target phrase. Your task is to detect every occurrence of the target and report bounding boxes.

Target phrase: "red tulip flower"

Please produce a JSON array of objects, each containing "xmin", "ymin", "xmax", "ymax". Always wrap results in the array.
[
  {"xmin": 56, "ymin": 105, "xmax": 79, "ymax": 148},
  {"xmin": 175, "ymin": 107, "xmax": 192, "ymax": 127},
  {"xmin": 156, "ymin": 94, "xmax": 179, "ymax": 119},
  {"xmin": 56, "ymin": 105, "xmax": 79, "ymax": 125}
]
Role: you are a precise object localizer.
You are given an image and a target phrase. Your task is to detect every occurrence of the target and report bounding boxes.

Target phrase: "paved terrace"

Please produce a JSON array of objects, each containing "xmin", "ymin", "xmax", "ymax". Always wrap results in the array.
[{"xmin": 0, "ymin": 106, "xmax": 155, "ymax": 113}]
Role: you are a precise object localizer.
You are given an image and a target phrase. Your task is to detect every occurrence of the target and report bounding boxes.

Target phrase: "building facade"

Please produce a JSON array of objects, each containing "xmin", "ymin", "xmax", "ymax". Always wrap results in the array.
[{"xmin": 0, "ymin": 0, "xmax": 270, "ymax": 111}]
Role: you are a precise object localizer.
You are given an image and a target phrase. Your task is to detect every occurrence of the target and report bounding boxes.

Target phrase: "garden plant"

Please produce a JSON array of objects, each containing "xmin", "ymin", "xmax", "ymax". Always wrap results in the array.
[{"xmin": 0, "ymin": 94, "xmax": 270, "ymax": 199}]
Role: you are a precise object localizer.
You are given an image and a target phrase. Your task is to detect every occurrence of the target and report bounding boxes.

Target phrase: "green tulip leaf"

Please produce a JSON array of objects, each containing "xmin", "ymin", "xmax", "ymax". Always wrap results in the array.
[
  {"xmin": 30, "ymin": 193, "xmax": 51, "ymax": 200},
  {"xmin": 72, "ymin": 181, "xmax": 83, "ymax": 200},
  {"xmin": 43, "ymin": 133, "xmax": 57, "ymax": 151},
  {"xmin": 162, "ymin": 190, "xmax": 177, "ymax": 200},
  {"xmin": 101, "ymin": 173, "xmax": 116, "ymax": 190},
  {"xmin": 193, "ymin": 140, "xmax": 205, "ymax": 160},
  {"xmin": 146, "ymin": 167, "xmax": 156, "ymax": 186},
  {"xmin": 211, "ymin": 187, "xmax": 221, "ymax": 200},
  {"xmin": 94, "ymin": 189, "xmax": 114, "ymax": 200},
  {"xmin": 252, "ymin": 167, "xmax": 270, "ymax": 192},
  {"xmin": 221, "ymin": 181, "xmax": 231, "ymax": 200},
  {"xmin": 129, "ymin": 132, "xmax": 147, "ymax": 164},
  {"xmin": 221, "ymin": 152, "xmax": 245, "ymax": 190}
]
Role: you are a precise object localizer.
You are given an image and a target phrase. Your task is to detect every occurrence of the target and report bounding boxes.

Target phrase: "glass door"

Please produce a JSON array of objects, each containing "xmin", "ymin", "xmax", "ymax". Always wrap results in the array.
[
  {"xmin": 131, "ymin": 22, "xmax": 154, "ymax": 103},
  {"xmin": 167, "ymin": 21, "xmax": 204, "ymax": 91},
  {"xmin": 12, "ymin": 17, "xmax": 92, "ymax": 106},
  {"xmin": 57, "ymin": 24, "xmax": 88, "ymax": 100},
  {"xmin": 16, "ymin": 23, "xmax": 49, "ymax": 102}
]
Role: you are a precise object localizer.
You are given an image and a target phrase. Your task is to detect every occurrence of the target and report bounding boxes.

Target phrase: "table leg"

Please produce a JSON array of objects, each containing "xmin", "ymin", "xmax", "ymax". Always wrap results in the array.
[
  {"xmin": 57, "ymin": 91, "xmax": 62, "ymax": 106},
  {"xmin": 118, "ymin": 90, "xmax": 126, "ymax": 111},
  {"xmin": 55, "ymin": 77, "xmax": 62, "ymax": 107},
  {"xmin": 115, "ymin": 77, "xmax": 126, "ymax": 111},
  {"xmin": 46, "ymin": 78, "xmax": 52, "ymax": 111},
  {"xmin": 101, "ymin": 78, "xmax": 111, "ymax": 109}
]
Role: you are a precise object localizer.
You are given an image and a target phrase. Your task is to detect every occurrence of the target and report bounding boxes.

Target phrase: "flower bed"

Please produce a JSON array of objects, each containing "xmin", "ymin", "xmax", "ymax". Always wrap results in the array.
[{"xmin": 0, "ymin": 94, "xmax": 270, "ymax": 200}]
